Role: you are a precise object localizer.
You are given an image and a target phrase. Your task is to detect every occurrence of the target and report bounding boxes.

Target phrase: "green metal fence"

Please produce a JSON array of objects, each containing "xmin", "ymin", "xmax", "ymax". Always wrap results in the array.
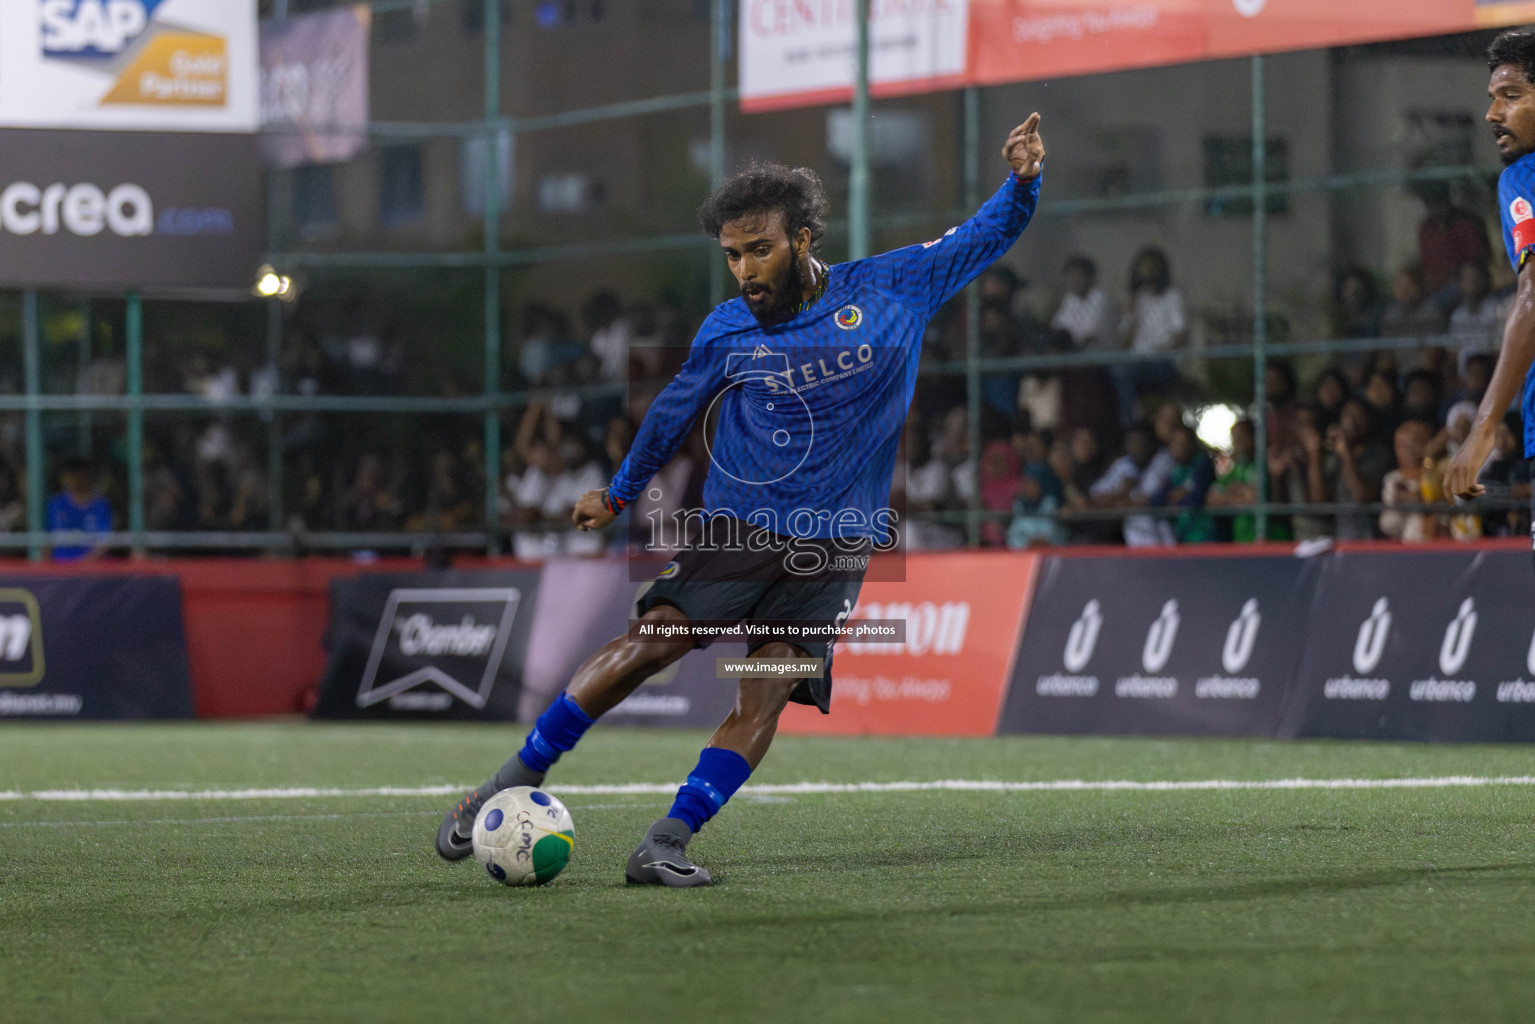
[{"xmin": 0, "ymin": 1, "xmax": 1508, "ymax": 556}]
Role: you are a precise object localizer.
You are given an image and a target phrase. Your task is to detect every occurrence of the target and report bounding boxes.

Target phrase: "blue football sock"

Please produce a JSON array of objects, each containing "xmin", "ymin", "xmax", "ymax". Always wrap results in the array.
[
  {"xmin": 667, "ymin": 747, "xmax": 753, "ymax": 833},
  {"xmin": 513, "ymin": 692, "xmax": 595, "ymax": 776}
]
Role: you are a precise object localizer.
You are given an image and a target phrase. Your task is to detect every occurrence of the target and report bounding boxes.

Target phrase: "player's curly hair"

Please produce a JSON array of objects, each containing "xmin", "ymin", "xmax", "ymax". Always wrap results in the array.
[
  {"xmin": 697, "ymin": 161, "xmax": 829, "ymax": 253},
  {"xmin": 1489, "ymin": 30, "xmax": 1535, "ymax": 83}
]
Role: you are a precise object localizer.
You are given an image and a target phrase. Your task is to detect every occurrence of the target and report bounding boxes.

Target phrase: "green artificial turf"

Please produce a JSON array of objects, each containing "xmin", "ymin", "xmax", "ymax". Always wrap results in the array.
[{"xmin": 1, "ymin": 724, "xmax": 1532, "ymax": 1023}]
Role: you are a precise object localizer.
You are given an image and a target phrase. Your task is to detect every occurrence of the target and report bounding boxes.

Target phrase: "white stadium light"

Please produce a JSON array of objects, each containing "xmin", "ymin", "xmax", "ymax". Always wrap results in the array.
[{"xmin": 1195, "ymin": 404, "xmax": 1240, "ymax": 452}]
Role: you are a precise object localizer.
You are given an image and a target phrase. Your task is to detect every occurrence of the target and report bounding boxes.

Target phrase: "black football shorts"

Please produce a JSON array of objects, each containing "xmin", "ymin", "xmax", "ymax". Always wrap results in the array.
[{"xmin": 634, "ymin": 517, "xmax": 870, "ymax": 714}]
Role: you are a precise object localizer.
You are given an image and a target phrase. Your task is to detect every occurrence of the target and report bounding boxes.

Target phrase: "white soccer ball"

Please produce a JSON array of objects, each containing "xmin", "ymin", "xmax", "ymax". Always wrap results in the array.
[{"xmin": 472, "ymin": 786, "xmax": 575, "ymax": 886}]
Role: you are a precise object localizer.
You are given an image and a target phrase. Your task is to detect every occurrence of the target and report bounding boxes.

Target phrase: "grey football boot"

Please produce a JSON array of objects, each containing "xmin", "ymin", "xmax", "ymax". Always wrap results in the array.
[
  {"xmin": 434, "ymin": 754, "xmax": 546, "ymax": 861},
  {"xmin": 625, "ymin": 817, "xmax": 714, "ymax": 887}
]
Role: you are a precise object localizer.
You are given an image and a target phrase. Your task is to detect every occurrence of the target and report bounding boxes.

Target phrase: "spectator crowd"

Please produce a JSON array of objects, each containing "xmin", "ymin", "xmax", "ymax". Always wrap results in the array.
[{"xmin": 0, "ymin": 182, "xmax": 1526, "ymax": 557}]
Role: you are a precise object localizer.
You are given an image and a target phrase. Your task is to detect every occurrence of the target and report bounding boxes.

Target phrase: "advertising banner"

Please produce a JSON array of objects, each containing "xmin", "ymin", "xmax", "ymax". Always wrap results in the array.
[
  {"xmin": 260, "ymin": 5, "xmax": 370, "ymax": 169},
  {"xmin": 779, "ymin": 551, "xmax": 1038, "ymax": 736},
  {"xmin": 0, "ymin": 575, "xmax": 192, "ymax": 719},
  {"xmin": 1280, "ymin": 549, "xmax": 1535, "ymax": 743},
  {"xmin": 313, "ymin": 570, "xmax": 541, "ymax": 721},
  {"xmin": 739, "ymin": 0, "xmax": 970, "ymax": 112},
  {"xmin": 0, "ymin": 0, "xmax": 259, "ymax": 133},
  {"xmin": 521, "ymin": 557, "xmax": 740, "ymax": 729},
  {"xmin": 750, "ymin": 0, "xmax": 1504, "ymax": 109},
  {"xmin": 999, "ymin": 553, "xmax": 1319, "ymax": 737},
  {"xmin": 0, "ymin": 128, "xmax": 263, "ymax": 290}
]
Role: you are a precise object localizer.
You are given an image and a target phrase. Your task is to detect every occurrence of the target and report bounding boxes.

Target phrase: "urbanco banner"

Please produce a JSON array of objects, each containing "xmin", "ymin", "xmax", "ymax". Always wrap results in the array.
[
  {"xmin": 314, "ymin": 570, "xmax": 541, "ymax": 721},
  {"xmin": 998, "ymin": 552, "xmax": 1321, "ymax": 737},
  {"xmin": 779, "ymin": 551, "xmax": 1038, "ymax": 736},
  {"xmin": 0, "ymin": 128, "xmax": 263, "ymax": 290},
  {"xmin": 1280, "ymin": 548, "xmax": 1535, "ymax": 742},
  {"xmin": 0, "ymin": 0, "xmax": 259, "ymax": 133},
  {"xmin": 0, "ymin": 575, "xmax": 193, "ymax": 719}
]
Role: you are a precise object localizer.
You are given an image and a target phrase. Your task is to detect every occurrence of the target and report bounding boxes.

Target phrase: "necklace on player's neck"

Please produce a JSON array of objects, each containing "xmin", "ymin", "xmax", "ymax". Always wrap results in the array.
[{"xmin": 794, "ymin": 259, "xmax": 829, "ymax": 314}]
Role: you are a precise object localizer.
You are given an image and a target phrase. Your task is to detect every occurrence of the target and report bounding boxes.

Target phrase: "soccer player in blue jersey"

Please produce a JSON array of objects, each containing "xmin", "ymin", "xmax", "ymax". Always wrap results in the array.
[
  {"xmin": 436, "ymin": 114, "xmax": 1046, "ymax": 885},
  {"xmin": 1448, "ymin": 33, "xmax": 1535, "ymax": 513}
]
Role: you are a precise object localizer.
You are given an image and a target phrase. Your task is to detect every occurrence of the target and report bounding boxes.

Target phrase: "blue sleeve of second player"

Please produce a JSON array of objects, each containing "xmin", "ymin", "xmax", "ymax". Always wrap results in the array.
[
  {"xmin": 868, "ymin": 173, "xmax": 1041, "ymax": 321},
  {"xmin": 606, "ymin": 332, "xmax": 724, "ymax": 506}
]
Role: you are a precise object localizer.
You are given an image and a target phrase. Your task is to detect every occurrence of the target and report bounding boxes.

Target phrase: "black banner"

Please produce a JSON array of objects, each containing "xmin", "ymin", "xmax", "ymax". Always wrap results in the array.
[
  {"xmin": 1280, "ymin": 549, "xmax": 1535, "ymax": 742},
  {"xmin": 0, "ymin": 576, "xmax": 192, "ymax": 719},
  {"xmin": 521, "ymin": 556, "xmax": 739, "ymax": 729},
  {"xmin": 313, "ymin": 570, "xmax": 541, "ymax": 721},
  {"xmin": 999, "ymin": 554, "xmax": 1321, "ymax": 737},
  {"xmin": 0, "ymin": 130, "xmax": 263, "ymax": 291}
]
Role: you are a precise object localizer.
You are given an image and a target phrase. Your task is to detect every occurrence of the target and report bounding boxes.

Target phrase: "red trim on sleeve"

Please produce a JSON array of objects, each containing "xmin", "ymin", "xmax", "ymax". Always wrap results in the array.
[{"xmin": 1515, "ymin": 217, "xmax": 1535, "ymax": 255}]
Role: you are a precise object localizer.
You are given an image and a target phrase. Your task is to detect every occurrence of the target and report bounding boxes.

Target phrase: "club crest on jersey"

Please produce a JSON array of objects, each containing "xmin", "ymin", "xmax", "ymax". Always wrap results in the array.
[
  {"xmin": 656, "ymin": 560, "xmax": 680, "ymax": 579},
  {"xmin": 1513, "ymin": 197, "xmax": 1534, "ymax": 223},
  {"xmin": 834, "ymin": 305, "xmax": 864, "ymax": 331}
]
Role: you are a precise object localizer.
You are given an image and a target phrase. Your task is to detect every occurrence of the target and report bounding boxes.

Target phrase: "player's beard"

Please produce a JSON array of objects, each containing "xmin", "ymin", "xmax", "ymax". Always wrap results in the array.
[{"xmin": 743, "ymin": 256, "xmax": 807, "ymax": 327}]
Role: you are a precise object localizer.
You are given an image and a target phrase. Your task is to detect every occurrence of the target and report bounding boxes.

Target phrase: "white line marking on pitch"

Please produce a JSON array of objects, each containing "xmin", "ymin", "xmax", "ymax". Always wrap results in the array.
[{"xmin": 1, "ymin": 776, "xmax": 1534, "ymax": 802}]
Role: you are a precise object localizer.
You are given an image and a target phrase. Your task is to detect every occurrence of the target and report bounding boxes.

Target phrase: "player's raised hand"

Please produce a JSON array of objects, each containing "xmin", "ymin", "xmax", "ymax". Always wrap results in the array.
[
  {"xmin": 1004, "ymin": 113, "xmax": 1045, "ymax": 181},
  {"xmin": 573, "ymin": 489, "xmax": 617, "ymax": 532}
]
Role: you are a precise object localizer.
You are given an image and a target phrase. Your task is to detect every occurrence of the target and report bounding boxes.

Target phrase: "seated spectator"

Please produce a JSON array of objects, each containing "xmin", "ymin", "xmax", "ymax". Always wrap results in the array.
[
  {"xmin": 1331, "ymin": 267, "xmax": 1382, "ymax": 339},
  {"xmin": 1112, "ymin": 247, "xmax": 1187, "ymax": 424},
  {"xmin": 1414, "ymin": 180, "xmax": 1492, "ymax": 307},
  {"xmin": 1448, "ymin": 261, "xmax": 1505, "ymax": 376},
  {"xmin": 1266, "ymin": 360, "xmax": 1304, "ymax": 457},
  {"xmin": 1089, "ymin": 421, "xmax": 1175, "ymax": 546},
  {"xmin": 1445, "ymin": 353, "xmax": 1493, "ymax": 413},
  {"xmin": 1207, "ymin": 419, "xmax": 1289, "ymax": 542},
  {"xmin": 1051, "ymin": 256, "xmax": 1121, "ymax": 438},
  {"xmin": 1312, "ymin": 367, "xmax": 1350, "ymax": 430},
  {"xmin": 1362, "ymin": 369, "xmax": 1403, "ymax": 443},
  {"xmin": 904, "ymin": 424, "xmax": 964, "ymax": 550},
  {"xmin": 1479, "ymin": 412, "xmax": 1532, "ymax": 537},
  {"xmin": 1380, "ymin": 420, "xmax": 1434, "ymax": 543},
  {"xmin": 1380, "ymin": 264, "xmax": 1449, "ymax": 339},
  {"xmin": 977, "ymin": 439, "xmax": 1022, "ymax": 547},
  {"xmin": 584, "ymin": 290, "xmax": 630, "ymax": 383},
  {"xmin": 1150, "ymin": 424, "xmax": 1215, "ymax": 543},
  {"xmin": 1304, "ymin": 396, "xmax": 1392, "ymax": 540},
  {"xmin": 1400, "ymin": 369, "xmax": 1443, "ymax": 427},
  {"xmin": 46, "ymin": 456, "xmax": 112, "ymax": 561},
  {"xmin": 1055, "ymin": 426, "xmax": 1115, "ymax": 544},
  {"xmin": 0, "ymin": 457, "xmax": 24, "ymax": 533},
  {"xmin": 1007, "ymin": 460, "xmax": 1066, "ymax": 548},
  {"xmin": 1051, "ymin": 255, "xmax": 1117, "ymax": 351},
  {"xmin": 1280, "ymin": 406, "xmax": 1332, "ymax": 543}
]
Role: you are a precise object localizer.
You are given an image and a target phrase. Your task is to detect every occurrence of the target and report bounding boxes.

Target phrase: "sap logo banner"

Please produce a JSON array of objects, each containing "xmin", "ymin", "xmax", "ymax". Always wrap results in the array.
[
  {"xmin": 0, "ymin": 576, "xmax": 192, "ymax": 719},
  {"xmin": 315, "ymin": 571, "xmax": 541, "ymax": 721},
  {"xmin": 1282, "ymin": 550, "xmax": 1535, "ymax": 741},
  {"xmin": 42, "ymin": 1, "xmax": 165, "ymax": 58},
  {"xmin": 1000, "ymin": 555, "xmax": 1319, "ymax": 737}
]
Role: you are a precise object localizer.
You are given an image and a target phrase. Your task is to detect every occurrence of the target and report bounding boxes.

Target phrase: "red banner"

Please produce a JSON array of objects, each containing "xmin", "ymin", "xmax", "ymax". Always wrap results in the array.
[
  {"xmin": 779, "ymin": 551, "xmax": 1040, "ymax": 736},
  {"xmin": 970, "ymin": 0, "xmax": 1485, "ymax": 87},
  {"xmin": 747, "ymin": 1, "xmax": 1521, "ymax": 110}
]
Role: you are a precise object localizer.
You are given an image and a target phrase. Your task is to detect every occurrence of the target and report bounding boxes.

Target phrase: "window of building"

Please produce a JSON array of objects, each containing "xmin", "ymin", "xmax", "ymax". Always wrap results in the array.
[
  {"xmin": 537, "ymin": 173, "xmax": 605, "ymax": 214},
  {"xmin": 460, "ymin": 0, "xmax": 511, "ymax": 33},
  {"xmin": 379, "ymin": 145, "xmax": 425, "ymax": 227},
  {"xmin": 461, "ymin": 130, "xmax": 514, "ymax": 217},
  {"xmin": 534, "ymin": 0, "xmax": 605, "ymax": 29},
  {"xmin": 1203, "ymin": 136, "xmax": 1289, "ymax": 217},
  {"xmin": 375, "ymin": 7, "xmax": 417, "ymax": 43},
  {"xmin": 292, "ymin": 165, "xmax": 338, "ymax": 237}
]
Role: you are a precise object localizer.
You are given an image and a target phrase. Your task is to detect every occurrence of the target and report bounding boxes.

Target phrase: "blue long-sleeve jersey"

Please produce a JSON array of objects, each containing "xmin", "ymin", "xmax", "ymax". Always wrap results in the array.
[
  {"xmin": 609, "ymin": 172, "xmax": 1041, "ymax": 541},
  {"xmin": 1497, "ymin": 151, "xmax": 1535, "ymax": 457}
]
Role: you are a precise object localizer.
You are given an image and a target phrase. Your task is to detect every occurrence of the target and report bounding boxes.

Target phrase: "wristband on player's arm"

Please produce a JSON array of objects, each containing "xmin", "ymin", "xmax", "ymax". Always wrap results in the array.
[{"xmin": 601, "ymin": 488, "xmax": 627, "ymax": 516}]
